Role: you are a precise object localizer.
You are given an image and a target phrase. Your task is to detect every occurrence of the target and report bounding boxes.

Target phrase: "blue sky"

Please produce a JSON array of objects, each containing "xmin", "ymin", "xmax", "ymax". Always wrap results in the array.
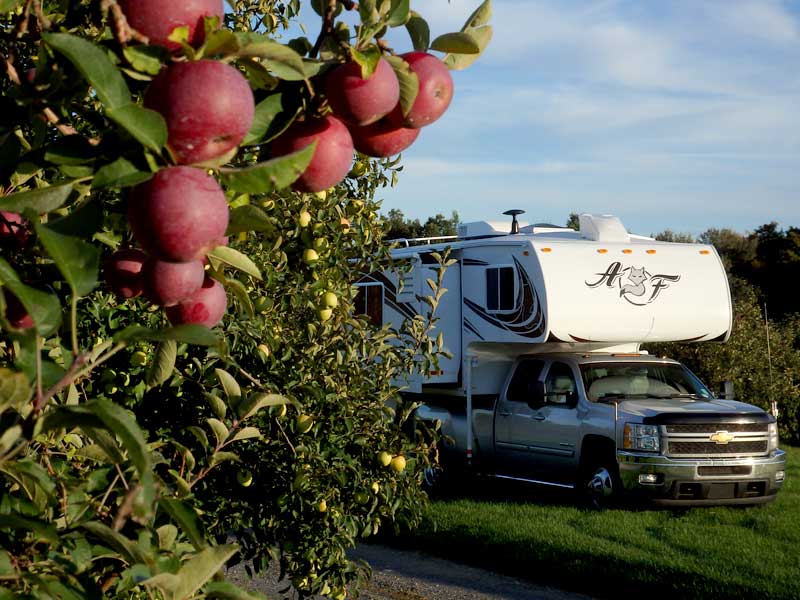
[{"xmin": 293, "ymin": 1, "xmax": 800, "ymax": 237}]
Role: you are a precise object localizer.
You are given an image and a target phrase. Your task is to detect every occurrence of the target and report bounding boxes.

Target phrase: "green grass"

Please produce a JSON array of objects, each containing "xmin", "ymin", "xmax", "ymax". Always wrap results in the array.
[{"xmin": 387, "ymin": 445, "xmax": 800, "ymax": 599}]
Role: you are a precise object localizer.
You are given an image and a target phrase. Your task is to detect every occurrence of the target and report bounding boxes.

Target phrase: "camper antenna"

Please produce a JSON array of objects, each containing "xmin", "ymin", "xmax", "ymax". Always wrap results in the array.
[
  {"xmin": 764, "ymin": 302, "xmax": 778, "ymax": 418},
  {"xmin": 503, "ymin": 209, "xmax": 525, "ymax": 234}
]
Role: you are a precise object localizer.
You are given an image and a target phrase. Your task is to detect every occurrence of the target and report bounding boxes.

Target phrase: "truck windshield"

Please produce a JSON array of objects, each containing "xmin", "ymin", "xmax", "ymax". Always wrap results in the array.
[{"xmin": 580, "ymin": 362, "xmax": 713, "ymax": 402}]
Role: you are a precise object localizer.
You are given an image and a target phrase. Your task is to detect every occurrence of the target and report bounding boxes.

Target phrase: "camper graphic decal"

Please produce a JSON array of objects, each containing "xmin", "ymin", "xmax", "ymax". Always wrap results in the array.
[
  {"xmin": 464, "ymin": 257, "xmax": 546, "ymax": 339},
  {"xmin": 586, "ymin": 262, "xmax": 681, "ymax": 306},
  {"xmin": 357, "ymin": 272, "xmax": 417, "ymax": 320}
]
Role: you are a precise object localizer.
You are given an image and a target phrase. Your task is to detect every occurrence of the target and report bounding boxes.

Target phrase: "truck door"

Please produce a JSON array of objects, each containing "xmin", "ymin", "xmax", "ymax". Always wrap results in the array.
[
  {"xmin": 494, "ymin": 359, "xmax": 546, "ymax": 478},
  {"xmin": 497, "ymin": 360, "xmax": 582, "ymax": 484}
]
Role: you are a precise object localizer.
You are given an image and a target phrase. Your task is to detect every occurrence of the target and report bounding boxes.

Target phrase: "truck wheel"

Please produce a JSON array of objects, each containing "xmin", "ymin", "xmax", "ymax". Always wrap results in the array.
[
  {"xmin": 582, "ymin": 461, "xmax": 621, "ymax": 510},
  {"xmin": 422, "ymin": 465, "xmax": 444, "ymax": 490}
]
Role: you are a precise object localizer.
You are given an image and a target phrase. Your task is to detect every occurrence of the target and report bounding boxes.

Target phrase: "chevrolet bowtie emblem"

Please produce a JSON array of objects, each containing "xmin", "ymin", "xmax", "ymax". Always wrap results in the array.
[{"xmin": 710, "ymin": 431, "xmax": 735, "ymax": 444}]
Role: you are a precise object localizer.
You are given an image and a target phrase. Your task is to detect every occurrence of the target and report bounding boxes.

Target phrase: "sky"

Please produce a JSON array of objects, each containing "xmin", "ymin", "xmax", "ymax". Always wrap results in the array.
[{"xmin": 294, "ymin": 0, "xmax": 800, "ymax": 238}]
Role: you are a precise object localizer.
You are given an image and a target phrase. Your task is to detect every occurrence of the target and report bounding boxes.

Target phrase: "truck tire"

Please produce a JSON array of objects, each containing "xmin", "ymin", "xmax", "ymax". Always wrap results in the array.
[{"xmin": 581, "ymin": 459, "xmax": 622, "ymax": 510}]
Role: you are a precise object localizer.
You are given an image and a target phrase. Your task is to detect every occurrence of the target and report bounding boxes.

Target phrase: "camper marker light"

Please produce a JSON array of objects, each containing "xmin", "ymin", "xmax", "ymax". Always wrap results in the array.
[
  {"xmin": 597, "ymin": 249, "xmax": 608, "ymax": 254},
  {"xmin": 646, "ymin": 249, "xmax": 657, "ymax": 254},
  {"xmin": 623, "ymin": 423, "xmax": 660, "ymax": 452},
  {"xmin": 622, "ymin": 249, "xmax": 632, "ymax": 254},
  {"xmin": 540, "ymin": 247, "xmax": 552, "ymax": 253},
  {"xmin": 699, "ymin": 250, "xmax": 710, "ymax": 255}
]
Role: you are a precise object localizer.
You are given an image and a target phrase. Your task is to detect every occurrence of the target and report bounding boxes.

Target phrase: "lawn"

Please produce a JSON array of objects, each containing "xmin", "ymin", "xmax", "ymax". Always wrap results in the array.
[{"xmin": 387, "ymin": 445, "xmax": 800, "ymax": 599}]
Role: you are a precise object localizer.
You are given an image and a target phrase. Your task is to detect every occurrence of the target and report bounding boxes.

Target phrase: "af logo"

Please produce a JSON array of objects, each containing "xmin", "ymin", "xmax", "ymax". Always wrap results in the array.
[{"xmin": 586, "ymin": 262, "xmax": 681, "ymax": 306}]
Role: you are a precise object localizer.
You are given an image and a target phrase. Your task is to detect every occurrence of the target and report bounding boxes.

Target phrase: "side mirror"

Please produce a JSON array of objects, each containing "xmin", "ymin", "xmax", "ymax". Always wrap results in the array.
[
  {"xmin": 718, "ymin": 380, "xmax": 735, "ymax": 400},
  {"xmin": 528, "ymin": 381, "xmax": 546, "ymax": 409}
]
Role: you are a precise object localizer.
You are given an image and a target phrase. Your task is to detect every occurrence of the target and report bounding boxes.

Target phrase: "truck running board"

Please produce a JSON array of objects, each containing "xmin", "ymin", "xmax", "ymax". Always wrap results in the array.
[{"xmin": 492, "ymin": 474, "xmax": 575, "ymax": 490}]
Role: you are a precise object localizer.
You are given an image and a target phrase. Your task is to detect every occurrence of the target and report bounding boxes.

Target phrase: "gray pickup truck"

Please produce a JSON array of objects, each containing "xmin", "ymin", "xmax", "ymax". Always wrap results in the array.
[{"xmin": 416, "ymin": 352, "xmax": 786, "ymax": 507}]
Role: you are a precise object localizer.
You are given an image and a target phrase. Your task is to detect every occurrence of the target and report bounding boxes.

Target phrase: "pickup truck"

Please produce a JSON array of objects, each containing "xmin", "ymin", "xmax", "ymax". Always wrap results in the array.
[{"xmin": 415, "ymin": 352, "xmax": 786, "ymax": 507}]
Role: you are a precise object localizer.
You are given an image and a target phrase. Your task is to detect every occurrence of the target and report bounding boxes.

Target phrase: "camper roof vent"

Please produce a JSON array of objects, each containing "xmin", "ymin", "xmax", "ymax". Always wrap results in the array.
[{"xmin": 579, "ymin": 213, "xmax": 630, "ymax": 242}]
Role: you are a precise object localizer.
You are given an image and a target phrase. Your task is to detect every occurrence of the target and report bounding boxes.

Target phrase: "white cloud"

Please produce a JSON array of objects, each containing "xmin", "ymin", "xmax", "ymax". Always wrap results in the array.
[{"xmin": 714, "ymin": 0, "xmax": 800, "ymax": 44}]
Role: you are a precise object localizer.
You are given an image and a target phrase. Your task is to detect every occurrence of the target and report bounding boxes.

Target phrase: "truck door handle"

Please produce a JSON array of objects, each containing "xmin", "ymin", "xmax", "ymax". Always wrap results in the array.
[
  {"xmin": 532, "ymin": 415, "xmax": 546, "ymax": 421},
  {"xmin": 498, "ymin": 411, "xmax": 512, "ymax": 417}
]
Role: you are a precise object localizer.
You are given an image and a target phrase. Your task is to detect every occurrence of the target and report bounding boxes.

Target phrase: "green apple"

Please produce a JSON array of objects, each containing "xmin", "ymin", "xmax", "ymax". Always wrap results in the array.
[
  {"xmin": 317, "ymin": 499, "xmax": 327, "ymax": 512},
  {"xmin": 296, "ymin": 414, "xmax": 314, "ymax": 434},
  {"xmin": 237, "ymin": 469, "xmax": 253, "ymax": 487},
  {"xmin": 317, "ymin": 307, "xmax": 333, "ymax": 323},
  {"xmin": 131, "ymin": 351, "xmax": 148, "ymax": 367},
  {"xmin": 302, "ymin": 248, "xmax": 319, "ymax": 265},
  {"xmin": 371, "ymin": 481, "xmax": 380, "ymax": 494},
  {"xmin": 312, "ymin": 237, "xmax": 329, "ymax": 253},
  {"xmin": 257, "ymin": 343, "xmax": 270, "ymax": 360},
  {"xmin": 269, "ymin": 403, "xmax": 287, "ymax": 418},
  {"xmin": 377, "ymin": 451, "xmax": 392, "ymax": 467},
  {"xmin": 390, "ymin": 455, "xmax": 406, "ymax": 473},
  {"xmin": 322, "ymin": 291, "xmax": 339, "ymax": 308},
  {"xmin": 298, "ymin": 210, "xmax": 312, "ymax": 227}
]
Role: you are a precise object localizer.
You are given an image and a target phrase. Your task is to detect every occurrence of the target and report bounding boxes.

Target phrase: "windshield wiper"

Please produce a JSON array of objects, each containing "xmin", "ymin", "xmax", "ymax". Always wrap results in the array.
[
  {"xmin": 653, "ymin": 393, "xmax": 707, "ymax": 400},
  {"xmin": 594, "ymin": 393, "xmax": 648, "ymax": 403}
]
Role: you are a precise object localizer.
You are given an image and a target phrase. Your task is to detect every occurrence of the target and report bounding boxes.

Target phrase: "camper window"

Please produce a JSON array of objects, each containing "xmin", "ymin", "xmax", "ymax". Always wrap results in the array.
[
  {"xmin": 354, "ymin": 283, "xmax": 383, "ymax": 326},
  {"xmin": 486, "ymin": 265, "xmax": 516, "ymax": 312}
]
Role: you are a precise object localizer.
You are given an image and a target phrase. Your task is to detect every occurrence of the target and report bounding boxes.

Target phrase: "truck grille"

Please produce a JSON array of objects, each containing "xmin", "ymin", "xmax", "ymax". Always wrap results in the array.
[
  {"xmin": 667, "ymin": 440, "xmax": 768, "ymax": 455},
  {"xmin": 666, "ymin": 423, "xmax": 768, "ymax": 434}
]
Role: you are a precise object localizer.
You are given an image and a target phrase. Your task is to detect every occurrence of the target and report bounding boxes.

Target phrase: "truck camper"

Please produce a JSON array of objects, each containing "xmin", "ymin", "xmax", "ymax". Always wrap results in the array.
[{"xmin": 358, "ymin": 211, "xmax": 786, "ymax": 506}]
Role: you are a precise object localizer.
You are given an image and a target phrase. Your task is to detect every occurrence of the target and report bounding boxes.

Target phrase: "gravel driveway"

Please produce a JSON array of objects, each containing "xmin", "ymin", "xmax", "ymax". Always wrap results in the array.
[{"xmin": 227, "ymin": 543, "xmax": 596, "ymax": 600}]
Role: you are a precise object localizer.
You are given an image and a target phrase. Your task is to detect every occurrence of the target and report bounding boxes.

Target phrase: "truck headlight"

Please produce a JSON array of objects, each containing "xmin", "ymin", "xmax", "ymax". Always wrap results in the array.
[
  {"xmin": 768, "ymin": 422, "xmax": 779, "ymax": 451},
  {"xmin": 623, "ymin": 423, "xmax": 660, "ymax": 452}
]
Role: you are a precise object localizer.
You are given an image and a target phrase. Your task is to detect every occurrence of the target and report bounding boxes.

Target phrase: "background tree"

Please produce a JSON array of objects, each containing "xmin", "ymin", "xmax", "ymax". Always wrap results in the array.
[
  {"xmin": 0, "ymin": 1, "xmax": 492, "ymax": 598},
  {"xmin": 384, "ymin": 208, "xmax": 459, "ymax": 240}
]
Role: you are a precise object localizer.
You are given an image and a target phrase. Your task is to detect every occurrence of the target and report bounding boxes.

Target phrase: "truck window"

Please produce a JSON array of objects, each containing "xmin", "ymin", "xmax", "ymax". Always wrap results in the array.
[
  {"xmin": 544, "ymin": 362, "xmax": 577, "ymax": 406},
  {"xmin": 506, "ymin": 359, "xmax": 545, "ymax": 402},
  {"xmin": 580, "ymin": 362, "xmax": 713, "ymax": 401},
  {"xmin": 354, "ymin": 283, "xmax": 383, "ymax": 327},
  {"xmin": 486, "ymin": 265, "xmax": 516, "ymax": 312}
]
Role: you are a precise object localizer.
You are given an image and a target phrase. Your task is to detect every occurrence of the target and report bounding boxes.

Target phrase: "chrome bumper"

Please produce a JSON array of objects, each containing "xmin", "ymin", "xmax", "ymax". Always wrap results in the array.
[{"xmin": 617, "ymin": 449, "xmax": 786, "ymax": 506}]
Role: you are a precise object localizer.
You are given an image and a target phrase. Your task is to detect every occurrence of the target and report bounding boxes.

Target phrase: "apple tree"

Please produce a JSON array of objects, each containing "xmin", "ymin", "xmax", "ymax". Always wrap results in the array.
[{"xmin": 0, "ymin": 0, "xmax": 491, "ymax": 598}]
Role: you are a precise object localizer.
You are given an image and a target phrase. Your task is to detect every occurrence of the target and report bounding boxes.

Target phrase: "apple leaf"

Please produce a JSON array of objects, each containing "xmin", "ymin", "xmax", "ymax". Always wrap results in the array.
[
  {"xmin": 219, "ymin": 143, "xmax": 315, "ymax": 194},
  {"xmin": 0, "ymin": 367, "xmax": 32, "ymax": 413},
  {"xmin": 349, "ymin": 45, "xmax": 382, "ymax": 79},
  {"xmin": 385, "ymin": 55, "xmax": 419, "ymax": 118},
  {"xmin": 169, "ymin": 544, "xmax": 240, "ymax": 600},
  {"xmin": 146, "ymin": 340, "xmax": 177, "ymax": 388},
  {"xmin": 34, "ymin": 221, "xmax": 100, "ymax": 297},
  {"xmin": 234, "ymin": 33, "xmax": 306, "ymax": 81},
  {"xmin": 388, "ymin": 0, "xmax": 411, "ymax": 27},
  {"xmin": 242, "ymin": 93, "xmax": 298, "ymax": 146},
  {"xmin": 227, "ymin": 205, "xmax": 276, "ymax": 235},
  {"xmin": 107, "ymin": 103, "xmax": 167, "ymax": 152},
  {"xmin": 122, "ymin": 45, "xmax": 166, "ymax": 76},
  {"xmin": 0, "ymin": 181, "xmax": 75, "ymax": 214},
  {"xmin": 45, "ymin": 198, "xmax": 102, "ymax": 239},
  {"xmin": 44, "ymin": 136, "xmax": 98, "ymax": 166},
  {"xmin": 92, "ymin": 158, "xmax": 154, "ymax": 189},
  {"xmin": 464, "ymin": 0, "xmax": 493, "ymax": 29},
  {"xmin": 159, "ymin": 498, "xmax": 207, "ymax": 551},
  {"xmin": 443, "ymin": 26, "xmax": 493, "ymax": 71},
  {"xmin": 43, "ymin": 33, "xmax": 131, "ymax": 110},
  {"xmin": 215, "ymin": 369, "xmax": 241, "ymax": 402},
  {"xmin": 207, "ymin": 246, "xmax": 262, "ymax": 280},
  {"xmin": 236, "ymin": 393, "xmax": 290, "ymax": 421},
  {"xmin": 359, "ymin": 0, "xmax": 380, "ymax": 26},
  {"xmin": 201, "ymin": 29, "xmax": 240, "ymax": 58},
  {"xmin": 405, "ymin": 12, "xmax": 430, "ymax": 52},
  {"xmin": 430, "ymin": 32, "xmax": 481, "ymax": 54},
  {"xmin": 224, "ymin": 278, "xmax": 255, "ymax": 318}
]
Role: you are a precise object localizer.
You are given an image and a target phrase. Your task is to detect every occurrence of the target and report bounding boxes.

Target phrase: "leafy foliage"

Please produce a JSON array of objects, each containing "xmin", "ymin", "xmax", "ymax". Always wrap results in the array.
[{"xmin": 0, "ymin": 1, "xmax": 491, "ymax": 598}]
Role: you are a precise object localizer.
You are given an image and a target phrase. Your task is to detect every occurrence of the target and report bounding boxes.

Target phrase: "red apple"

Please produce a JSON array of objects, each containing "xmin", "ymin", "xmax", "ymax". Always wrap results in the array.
[
  {"xmin": 145, "ymin": 60, "xmax": 255, "ymax": 165},
  {"xmin": 105, "ymin": 248, "xmax": 148, "ymax": 299},
  {"xmin": 120, "ymin": 0, "xmax": 224, "ymax": 51},
  {"xmin": 325, "ymin": 58, "xmax": 400, "ymax": 126},
  {"xmin": 142, "ymin": 258, "xmax": 205, "ymax": 307},
  {"xmin": 128, "ymin": 166, "xmax": 229, "ymax": 263},
  {"xmin": 0, "ymin": 211, "xmax": 30, "ymax": 248},
  {"xmin": 2, "ymin": 291, "xmax": 34, "ymax": 330},
  {"xmin": 166, "ymin": 276, "xmax": 227, "ymax": 328},
  {"xmin": 349, "ymin": 107, "xmax": 421, "ymax": 157},
  {"xmin": 270, "ymin": 115, "xmax": 354, "ymax": 193},
  {"xmin": 399, "ymin": 52, "xmax": 454, "ymax": 128}
]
